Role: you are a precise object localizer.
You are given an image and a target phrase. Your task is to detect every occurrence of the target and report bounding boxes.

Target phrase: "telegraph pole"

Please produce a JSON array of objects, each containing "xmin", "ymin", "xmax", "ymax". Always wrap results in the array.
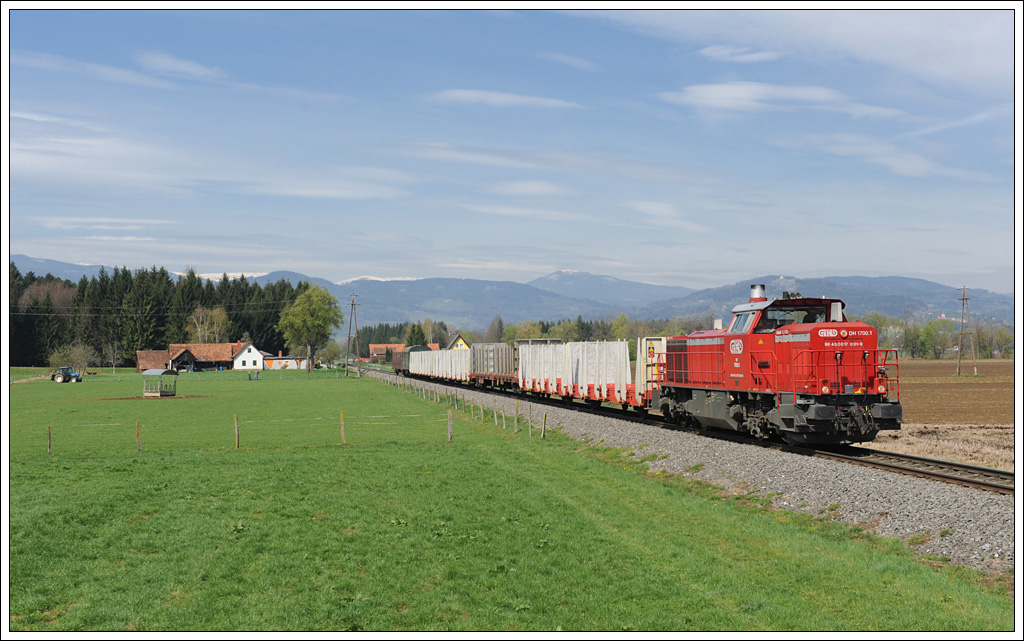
[
  {"xmin": 956, "ymin": 286, "xmax": 978, "ymax": 376},
  {"xmin": 345, "ymin": 294, "xmax": 359, "ymax": 377}
]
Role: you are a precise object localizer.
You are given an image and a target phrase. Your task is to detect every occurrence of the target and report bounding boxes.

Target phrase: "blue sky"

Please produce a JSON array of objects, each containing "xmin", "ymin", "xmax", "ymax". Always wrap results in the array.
[{"xmin": 6, "ymin": 8, "xmax": 1020, "ymax": 293}]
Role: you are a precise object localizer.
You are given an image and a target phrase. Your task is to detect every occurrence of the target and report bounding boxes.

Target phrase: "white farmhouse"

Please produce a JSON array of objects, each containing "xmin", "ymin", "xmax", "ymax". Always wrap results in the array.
[{"xmin": 233, "ymin": 342, "xmax": 268, "ymax": 370}]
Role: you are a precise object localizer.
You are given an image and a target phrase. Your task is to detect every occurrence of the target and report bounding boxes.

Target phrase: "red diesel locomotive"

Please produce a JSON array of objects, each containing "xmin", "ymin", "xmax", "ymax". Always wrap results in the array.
[{"xmin": 657, "ymin": 284, "xmax": 901, "ymax": 444}]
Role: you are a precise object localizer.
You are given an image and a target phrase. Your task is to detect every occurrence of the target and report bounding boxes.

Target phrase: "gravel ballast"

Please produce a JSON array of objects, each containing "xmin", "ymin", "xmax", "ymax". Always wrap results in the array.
[{"xmin": 374, "ymin": 373, "xmax": 1016, "ymax": 574}]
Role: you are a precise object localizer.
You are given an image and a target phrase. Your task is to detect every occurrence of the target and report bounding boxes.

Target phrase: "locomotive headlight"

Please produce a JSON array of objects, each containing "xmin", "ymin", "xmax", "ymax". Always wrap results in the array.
[
  {"xmin": 821, "ymin": 385, "xmax": 830, "ymax": 394},
  {"xmin": 878, "ymin": 384, "xmax": 886, "ymax": 394}
]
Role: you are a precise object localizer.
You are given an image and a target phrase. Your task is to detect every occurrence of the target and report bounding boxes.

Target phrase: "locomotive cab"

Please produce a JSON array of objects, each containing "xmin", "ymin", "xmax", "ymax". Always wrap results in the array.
[{"xmin": 658, "ymin": 284, "xmax": 901, "ymax": 445}]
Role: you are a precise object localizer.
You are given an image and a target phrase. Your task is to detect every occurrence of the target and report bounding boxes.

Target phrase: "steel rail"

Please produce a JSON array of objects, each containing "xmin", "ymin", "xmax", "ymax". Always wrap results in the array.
[{"xmin": 802, "ymin": 446, "xmax": 1014, "ymax": 495}]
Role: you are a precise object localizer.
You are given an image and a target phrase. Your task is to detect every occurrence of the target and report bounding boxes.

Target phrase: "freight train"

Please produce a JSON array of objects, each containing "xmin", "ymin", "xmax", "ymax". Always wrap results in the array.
[{"xmin": 394, "ymin": 284, "xmax": 902, "ymax": 445}]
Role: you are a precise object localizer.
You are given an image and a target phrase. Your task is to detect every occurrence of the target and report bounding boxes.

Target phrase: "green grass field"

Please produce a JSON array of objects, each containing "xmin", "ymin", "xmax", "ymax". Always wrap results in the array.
[{"xmin": 7, "ymin": 368, "xmax": 1014, "ymax": 631}]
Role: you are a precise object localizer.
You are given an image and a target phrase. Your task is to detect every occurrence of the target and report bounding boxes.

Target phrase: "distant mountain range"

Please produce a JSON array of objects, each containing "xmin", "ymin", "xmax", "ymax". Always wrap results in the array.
[
  {"xmin": 527, "ymin": 270, "xmax": 695, "ymax": 307},
  {"xmin": 11, "ymin": 255, "xmax": 1014, "ymax": 330}
]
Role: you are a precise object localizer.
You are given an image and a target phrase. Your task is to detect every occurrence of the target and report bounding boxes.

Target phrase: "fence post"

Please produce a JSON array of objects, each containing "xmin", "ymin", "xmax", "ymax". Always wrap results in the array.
[
  {"xmin": 234, "ymin": 414, "xmax": 239, "ymax": 450},
  {"xmin": 493, "ymin": 400, "xmax": 498, "ymax": 426},
  {"xmin": 448, "ymin": 410, "xmax": 453, "ymax": 442},
  {"xmin": 515, "ymin": 400, "xmax": 519, "ymax": 433},
  {"xmin": 341, "ymin": 411, "xmax": 346, "ymax": 445},
  {"xmin": 542, "ymin": 413, "xmax": 547, "ymax": 439}
]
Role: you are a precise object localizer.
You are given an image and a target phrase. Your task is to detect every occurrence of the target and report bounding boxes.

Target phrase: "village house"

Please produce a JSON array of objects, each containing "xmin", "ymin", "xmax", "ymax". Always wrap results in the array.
[
  {"xmin": 136, "ymin": 341, "xmax": 265, "ymax": 372},
  {"xmin": 369, "ymin": 343, "xmax": 405, "ymax": 362},
  {"xmin": 446, "ymin": 334, "xmax": 469, "ymax": 350},
  {"xmin": 233, "ymin": 343, "xmax": 270, "ymax": 370}
]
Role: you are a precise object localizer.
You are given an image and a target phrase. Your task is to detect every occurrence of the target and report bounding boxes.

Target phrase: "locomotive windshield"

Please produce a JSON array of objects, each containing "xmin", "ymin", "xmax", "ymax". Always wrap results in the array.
[
  {"xmin": 726, "ymin": 312, "xmax": 756, "ymax": 334},
  {"xmin": 753, "ymin": 305, "xmax": 827, "ymax": 333}
]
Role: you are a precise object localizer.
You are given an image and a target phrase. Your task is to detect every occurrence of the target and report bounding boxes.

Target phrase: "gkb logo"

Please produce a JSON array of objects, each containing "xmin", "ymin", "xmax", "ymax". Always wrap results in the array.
[
  {"xmin": 730, "ymin": 339, "xmax": 743, "ymax": 354},
  {"xmin": 818, "ymin": 328, "xmax": 839, "ymax": 338}
]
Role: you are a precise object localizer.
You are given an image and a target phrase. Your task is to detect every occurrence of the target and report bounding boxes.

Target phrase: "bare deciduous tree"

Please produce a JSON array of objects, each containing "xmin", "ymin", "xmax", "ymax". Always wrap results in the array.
[{"xmin": 186, "ymin": 305, "xmax": 232, "ymax": 343}]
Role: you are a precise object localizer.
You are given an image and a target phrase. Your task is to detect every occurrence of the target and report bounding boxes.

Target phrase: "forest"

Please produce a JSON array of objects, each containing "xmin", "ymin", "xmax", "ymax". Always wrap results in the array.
[{"xmin": 9, "ymin": 262, "xmax": 309, "ymax": 368}]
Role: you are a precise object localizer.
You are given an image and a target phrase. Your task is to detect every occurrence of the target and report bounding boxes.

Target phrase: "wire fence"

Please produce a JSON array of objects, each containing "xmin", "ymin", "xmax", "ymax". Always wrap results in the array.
[{"xmin": 22, "ymin": 367, "xmax": 552, "ymax": 455}]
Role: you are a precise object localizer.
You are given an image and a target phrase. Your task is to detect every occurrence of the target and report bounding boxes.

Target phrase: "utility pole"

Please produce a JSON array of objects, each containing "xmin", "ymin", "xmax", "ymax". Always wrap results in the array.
[
  {"xmin": 345, "ymin": 294, "xmax": 359, "ymax": 377},
  {"xmin": 956, "ymin": 286, "xmax": 978, "ymax": 376}
]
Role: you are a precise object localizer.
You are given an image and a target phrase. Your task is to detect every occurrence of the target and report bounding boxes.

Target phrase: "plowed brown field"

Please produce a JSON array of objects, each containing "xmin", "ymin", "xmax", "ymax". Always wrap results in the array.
[{"xmin": 862, "ymin": 359, "xmax": 1017, "ymax": 471}]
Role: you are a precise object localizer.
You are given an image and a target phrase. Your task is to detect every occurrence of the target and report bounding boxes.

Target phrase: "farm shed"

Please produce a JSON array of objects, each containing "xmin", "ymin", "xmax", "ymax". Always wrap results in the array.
[
  {"xmin": 169, "ymin": 343, "xmax": 236, "ymax": 371},
  {"xmin": 264, "ymin": 353, "xmax": 310, "ymax": 370},
  {"xmin": 142, "ymin": 369, "xmax": 178, "ymax": 397}
]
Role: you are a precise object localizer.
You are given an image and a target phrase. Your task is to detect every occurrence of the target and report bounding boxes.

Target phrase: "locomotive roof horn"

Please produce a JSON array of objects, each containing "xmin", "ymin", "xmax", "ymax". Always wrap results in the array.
[{"xmin": 749, "ymin": 284, "xmax": 767, "ymax": 303}]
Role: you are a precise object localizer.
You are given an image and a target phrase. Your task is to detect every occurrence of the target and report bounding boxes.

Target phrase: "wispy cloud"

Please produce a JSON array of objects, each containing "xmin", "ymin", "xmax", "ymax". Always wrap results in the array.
[
  {"xmin": 788, "ymin": 133, "xmax": 995, "ymax": 181},
  {"xmin": 427, "ymin": 89, "xmax": 582, "ymax": 109},
  {"xmin": 485, "ymin": 180, "xmax": 574, "ymax": 196},
  {"xmin": 37, "ymin": 217, "xmax": 173, "ymax": 231},
  {"xmin": 237, "ymin": 178, "xmax": 405, "ymax": 200},
  {"xmin": 622, "ymin": 201, "xmax": 711, "ymax": 233},
  {"xmin": 697, "ymin": 45, "xmax": 780, "ymax": 63},
  {"xmin": 12, "ymin": 51, "xmax": 177, "ymax": 89},
  {"xmin": 897, "ymin": 105, "xmax": 1011, "ymax": 139},
  {"xmin": 580, "ymin": 10, "xmax": 1011, "ymax": 97},
  {"xmin": 13, "ymin": 50, "xmax": 346, "ymax": 104},
  {"xmin": 11, "ymin": 111, "xmax": 107, "ymax": 132},
  {"xmin": 537, "ymin": 52, "xmax": 601, "ymax": 71},
  {"xmin": 462, "ymin": 204, "xmax": 590, "ymax": 222},
  {"xmin": 658, "ymin": 81, "xmax": 905, "ymax": 118},
  {"xmin": 401, "ymin": 143, "xmax": 543, "ymax": 169},
  {"xmin": 135, "ymin": 51, "xmax": 226, "ymax": 80}
]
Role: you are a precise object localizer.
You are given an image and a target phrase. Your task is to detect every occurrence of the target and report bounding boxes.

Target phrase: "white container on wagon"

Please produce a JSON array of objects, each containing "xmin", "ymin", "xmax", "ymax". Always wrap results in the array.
[
  {"xmin": 439, "ymin": 349, "xmax": 470, "ymax": 381},
  {"xmin": 517, "ymin": 341, "xmax": 565, "ymax": 393},
  {"xmin": 409, "ymin": 349, "xmax": 435, "ymax": 377},
  {"xmin": 564, "ymin": 340, "xmax": 632, "ymax": 402}
]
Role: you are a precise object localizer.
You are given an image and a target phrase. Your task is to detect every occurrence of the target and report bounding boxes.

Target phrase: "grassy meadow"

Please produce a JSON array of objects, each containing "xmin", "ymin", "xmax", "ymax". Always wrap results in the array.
[{"xmin": 7, "ymin": 368, "xmax": 1014, "ymax": 631}]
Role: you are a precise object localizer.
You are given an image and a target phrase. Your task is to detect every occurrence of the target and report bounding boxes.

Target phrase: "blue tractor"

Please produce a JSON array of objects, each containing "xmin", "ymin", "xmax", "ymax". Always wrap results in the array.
[{"xmin": 50, "ymin": 366, "xmax": 83, "ymax": 383}]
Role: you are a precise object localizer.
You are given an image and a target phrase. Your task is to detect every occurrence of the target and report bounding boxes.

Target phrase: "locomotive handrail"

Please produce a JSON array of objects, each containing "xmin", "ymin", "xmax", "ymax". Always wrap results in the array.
[
  {"xmin": 659, "ymin": 349, "xmax": 724, "ymax": 387},
  {"xmin": 748, "ymin": 349, "xmax": 780, "ymax": 408},
  {"xmin": 791, "ymin": 347, "xmax": 900, "ymax": 401},
  {"xmin": 877, "ymin": 349, "xmax": 901, "ymax": 401}
]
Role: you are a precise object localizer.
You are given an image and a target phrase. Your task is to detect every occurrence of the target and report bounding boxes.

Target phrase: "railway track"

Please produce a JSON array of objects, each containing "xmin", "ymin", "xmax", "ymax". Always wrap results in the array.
[
  {"xmin": 368, "ymin": 368, "xmax": 1015, "ymax": 496},
  {"xmin": 802, "ymin": 446, "xmax": 1015, "ymax": 495}
]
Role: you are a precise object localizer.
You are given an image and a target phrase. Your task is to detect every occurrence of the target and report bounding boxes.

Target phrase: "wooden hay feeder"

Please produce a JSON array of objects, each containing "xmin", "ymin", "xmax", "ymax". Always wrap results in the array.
[{"xmin": 142, "ymin": 369, "xmax": 179, "ymax": 398}]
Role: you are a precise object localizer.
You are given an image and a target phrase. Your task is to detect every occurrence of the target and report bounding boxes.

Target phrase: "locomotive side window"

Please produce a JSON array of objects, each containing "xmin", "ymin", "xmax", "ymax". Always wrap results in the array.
[
  {"xmin": 727, "ymin": 312, "xmax": 756, "ymax": 334},
  {"xmin": 753, "ymin": 306, "xmax": 827, "ymax": 333}
]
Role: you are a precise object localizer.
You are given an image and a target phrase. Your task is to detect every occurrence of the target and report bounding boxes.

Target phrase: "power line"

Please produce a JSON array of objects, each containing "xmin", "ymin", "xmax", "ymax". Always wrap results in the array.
[{"xmin": 956, "ymin": 286, "xmax": 978, "ymax": 376}]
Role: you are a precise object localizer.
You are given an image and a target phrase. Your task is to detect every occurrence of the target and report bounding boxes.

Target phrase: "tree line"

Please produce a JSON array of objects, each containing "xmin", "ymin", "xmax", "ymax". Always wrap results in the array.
[
  {"xmin": 855, "ymin": 311, "xmax": 1014, "ymax": 359},
  {"xmin": 9, "ymin": 262, "xmax": 313, "ymax": 368}
]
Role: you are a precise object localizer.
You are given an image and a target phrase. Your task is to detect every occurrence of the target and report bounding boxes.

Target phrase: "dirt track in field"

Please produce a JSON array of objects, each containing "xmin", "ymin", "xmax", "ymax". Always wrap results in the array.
[{"xmin": 862, "ymin": 359, "xmax": 1016, "ymax": 471}]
